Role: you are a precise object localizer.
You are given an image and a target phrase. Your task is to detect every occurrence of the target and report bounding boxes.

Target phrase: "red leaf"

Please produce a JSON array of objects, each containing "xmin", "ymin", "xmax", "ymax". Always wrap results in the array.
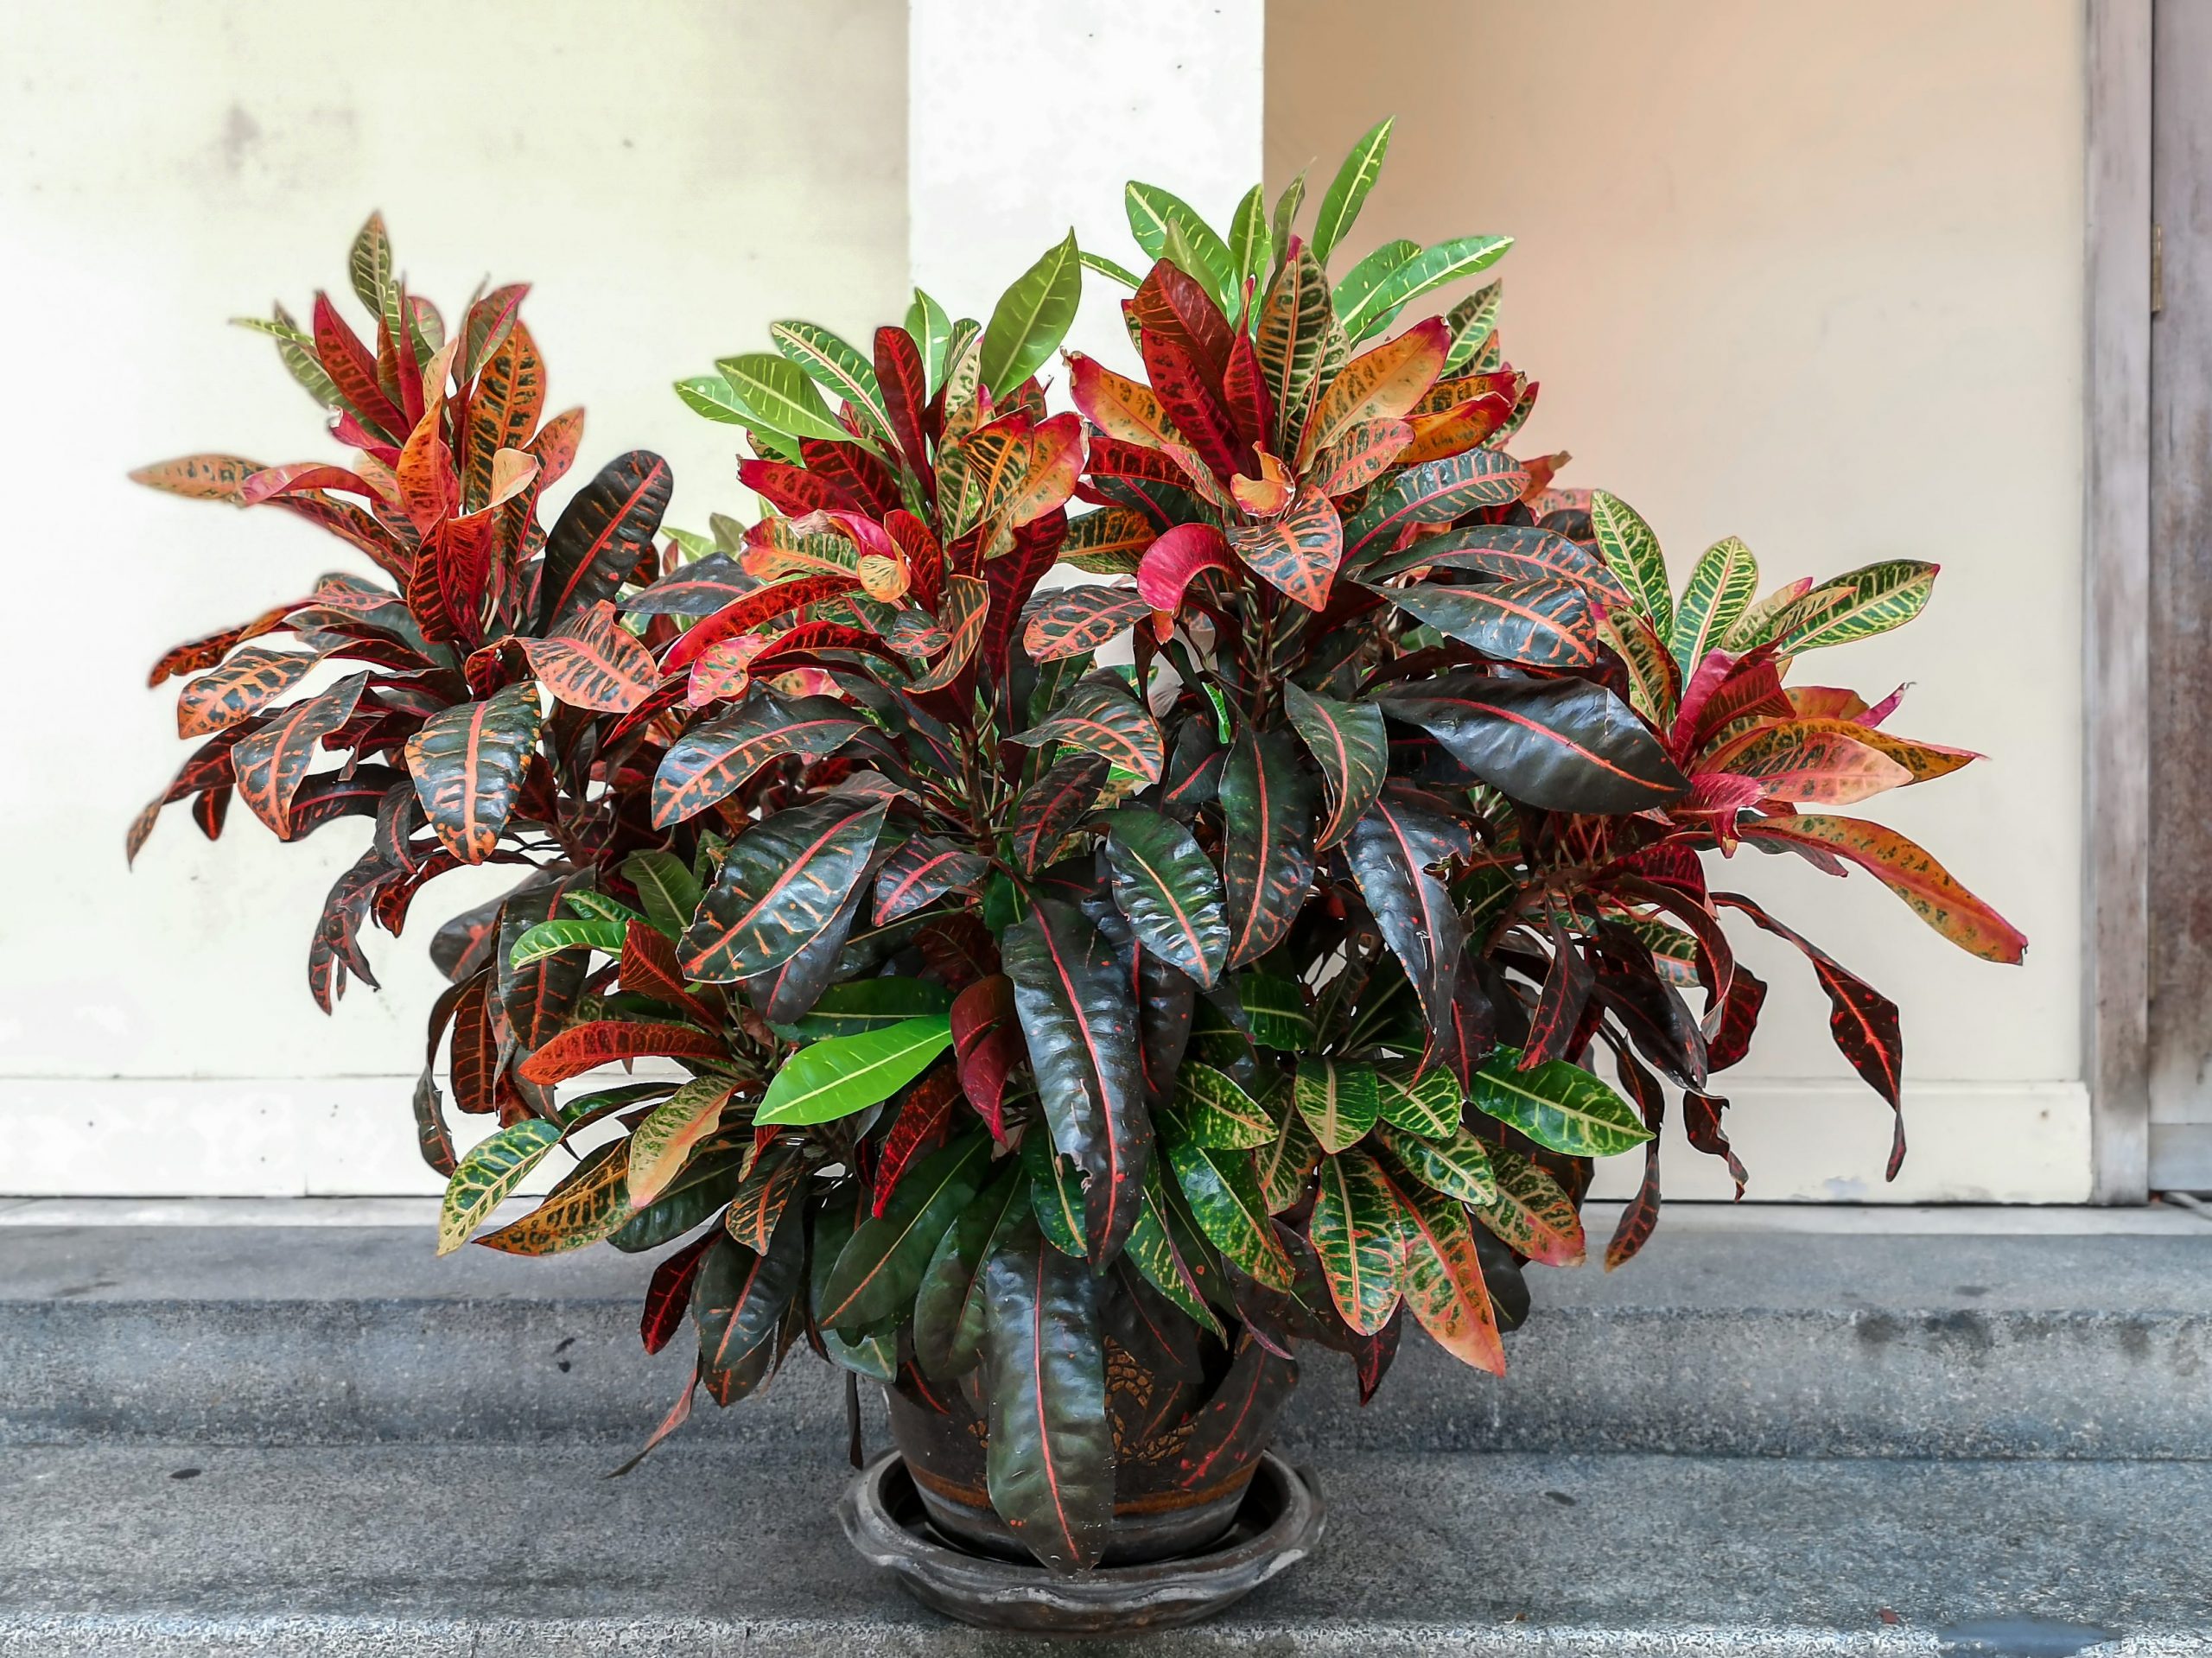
[
  {"xmin": 1136, "ymin": 522, "xmax": 1236, "ymax": 619},
  {"xmin": 874, "ymin": 326, "xmax": 933, "ymax": 486},
  {"xmin": 662, "ymin": 575, "xmax": 855, "ymax": 670},
  {"xmin": 1682, "ymin": 1090, "xmax": 1749, "ymax": 1197},
  {"xmin": 514, "ymin": 1020, "xmax": 728, "ymax": 1085},
  {"xmin": 523, "ymin": 601, "xmax": 658, "ymax": 713},
  {"xmin": 312, "ymin": 292, "xmax": 403, "ymax": 438},
  {"xmin": 619, "ymin": 921, "xmax": 718, "ymax": 1027},
  {"xmin": 870, "ymin": 1066, "xmax": 960, "ymax": 1217},
  {"xmin": 640, "ymin": 1231, "xmax": 720, "ymax": 1355},
  {"xmin": 738, "ymin": 457, "xmax": 861, "ymax": 518},
  {"xmin": 950, "ymin": 974, "xmax": 1020, "ymax": 1139}
]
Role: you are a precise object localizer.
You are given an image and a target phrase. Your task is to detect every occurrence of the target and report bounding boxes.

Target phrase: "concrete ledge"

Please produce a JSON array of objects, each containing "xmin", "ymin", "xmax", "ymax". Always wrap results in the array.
[
  {"xmin": 3, "ymin": 1225, "xmax": 2209, "ymax": 1459},
  {"xmin": 2, "ymin": 1445, "xmax": 2207, "ymax": 1655}
]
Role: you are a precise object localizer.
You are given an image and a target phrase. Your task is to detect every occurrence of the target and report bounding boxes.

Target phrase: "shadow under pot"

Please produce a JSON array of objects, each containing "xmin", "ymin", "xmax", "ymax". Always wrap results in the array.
[{"xmin": 883, "ymin": 1330, "xmax": 1300, "ymax": 1567}]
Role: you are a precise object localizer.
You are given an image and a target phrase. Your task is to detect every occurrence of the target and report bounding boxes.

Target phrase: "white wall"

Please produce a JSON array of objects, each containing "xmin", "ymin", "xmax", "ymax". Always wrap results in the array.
[
  {"xmin": 0, "ymin": 0, "xmax": 906, "ymax": 1192},
  {"xmin": 3, "ymin": 0, "xmax": 2095, "ymax": 1201},
  {"xmin": 1270, "ymin": 0, "xmax": 2089, "ymax": 1199}
]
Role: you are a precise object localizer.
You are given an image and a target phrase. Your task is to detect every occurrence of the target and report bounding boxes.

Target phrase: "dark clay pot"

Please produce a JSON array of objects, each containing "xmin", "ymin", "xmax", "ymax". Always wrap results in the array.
[{"xmin": 883, "ymin": 1333, "xmax": 1299, "ymax": 1567}]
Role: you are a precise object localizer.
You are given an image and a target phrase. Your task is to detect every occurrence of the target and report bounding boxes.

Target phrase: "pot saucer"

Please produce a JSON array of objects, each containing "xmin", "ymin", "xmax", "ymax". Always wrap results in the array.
[{"xmin": 837, "ymin": 1449, "xmax": 1325, "ymax": 1636}]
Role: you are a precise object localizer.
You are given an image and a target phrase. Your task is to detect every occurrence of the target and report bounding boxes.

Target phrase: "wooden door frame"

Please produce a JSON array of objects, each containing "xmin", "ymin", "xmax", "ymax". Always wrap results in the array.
[{"xmin": 2085, "ymin": 0, "xmax": 2152, "ymax": 1202}]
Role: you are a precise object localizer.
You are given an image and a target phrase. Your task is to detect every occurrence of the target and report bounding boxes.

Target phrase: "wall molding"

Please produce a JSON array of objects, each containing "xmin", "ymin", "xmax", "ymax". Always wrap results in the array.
[{"xmin": 5, "ymin": 1076, "xmax": 2092, "ymax": 1203}]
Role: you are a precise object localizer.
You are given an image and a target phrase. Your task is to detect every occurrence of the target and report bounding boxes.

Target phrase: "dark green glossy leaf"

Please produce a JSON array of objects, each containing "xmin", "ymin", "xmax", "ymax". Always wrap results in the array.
[
  {"xmin": 1311, "ymin": 116, "xmax": 1392, "ymax": 268},
  {"xmin": 1021, "ymin": 1126, "xmax": 1088, "ymax": 1257},
  {"xmin": 913, "ymin": 1161, "xmax": 1026, "ymax": 1380},
  {"xmin": 1377, "ymin": 671, "xmax": 1688, "ymax": 813},
  {"xmin": 652, "ymin": 691, "xmax": 862, "ymax": 828},
  {"xmin": 819, "ymin": 1131, "xmax": 990, "ymax": 1330},
  {"xmin": 404, "ymin": 682, "xmax": 542, "ymax": 865},
  {"xmin": 1281, "ymin": 680, "xmax": 1387, "ymax": 850},
  {"xmin": 1378, "ymin": 578, "xmax": 1597, "ymax": 670},
  {"xmin": 779, "ymin": 977, "xmax": 953, "ymax": 1039},
  {"xmin": 680, "ymin": 791, "xmax": 889, "ymax": 981},
  {"xmin": 538, "ymin": 451, "xmax": 673, "ymax": 630},
  {"xmin": 980, "ymin": 1221, "xmax": 1116, "ymax": 1573},
  {"xmin": 1002, "ymin": 897, "xmax": 1149, "ymax": 1267},
  {"xmin": 692, "ymin": 1201, "xmax": 805, "ymax": 1405},
  {"xmin": 1238, "ymin": 969, "xmax": 1315, "ymax": 1051},
  {"xmin": 1102, "ymin": 806, "xmax": 1229, "ymax": 988},
  {"xmin": 1220, "ymin": 727, "xmax": 1319, "ymax": 969},
  {"xmin": 1344, "ymin": 786, "xmax": 1471, "ymax": 1040}
]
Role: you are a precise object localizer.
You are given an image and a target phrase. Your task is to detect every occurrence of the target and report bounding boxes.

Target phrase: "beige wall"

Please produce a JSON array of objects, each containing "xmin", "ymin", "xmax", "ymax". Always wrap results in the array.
[
  {"xmin": 0, "ymin": 0, "xmax": 906, "ymax": 1191},
  {"xmin": 1270, "ymin": 0, "xmax": 2089, "ymax": 1198}
]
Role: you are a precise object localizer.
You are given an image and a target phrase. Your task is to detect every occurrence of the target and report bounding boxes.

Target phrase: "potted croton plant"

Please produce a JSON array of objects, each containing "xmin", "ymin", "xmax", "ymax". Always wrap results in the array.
[{"xmin": 130, "ymin": 118, "xmax": 2023, "ymax": 1609}]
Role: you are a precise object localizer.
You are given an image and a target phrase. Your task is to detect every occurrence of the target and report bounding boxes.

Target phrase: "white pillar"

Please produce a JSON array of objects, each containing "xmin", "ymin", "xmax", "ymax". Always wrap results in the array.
[{"xmin": 907, "ymin": 0, "xmax": 1267, "ymax": 374}]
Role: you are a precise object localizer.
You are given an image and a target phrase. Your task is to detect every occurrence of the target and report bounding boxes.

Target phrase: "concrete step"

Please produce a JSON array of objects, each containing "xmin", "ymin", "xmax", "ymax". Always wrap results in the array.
[
  {"xmin": 3, "ymin": 1441, "xmax": 2207, "ymax": 1655},
  {"xmin": 4, "ymin": 1212, "xmax": 2210, "ymax": 1458}
]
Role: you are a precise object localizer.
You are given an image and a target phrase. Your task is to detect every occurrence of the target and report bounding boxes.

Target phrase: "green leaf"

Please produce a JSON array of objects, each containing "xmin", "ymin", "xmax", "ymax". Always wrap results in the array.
[
  {"xmin": 755, "ymin": 1016, "xmax": 954, "ymax": 1126},
  {"xmin": 1021, "ymin": 1127, "xmax": 1088, "ymax": 1257},
  {"xmin": 507, "ymin": 918, "xmax": 626, "ymax": 968},
  {"xmin": 980, "ymin": 1221, "xmax": 1116, "ymax": 1572},
  {"xmin": 1255, "ymin": 245, "xmax": 1333, "ymax": 455},
  {"xmin": 906, "ymin": 288, "xmax": 953, "ymax": 396},
  {"xmin": 1125, "ymin": 182, "xmax": 1236, "ymax": 311},
  {"xmin": 1441, "ymin": 280, "xmax": 1503, "ymax": 374},
  {"xmin": 1228, "ymin": 183, "xmax": 1272, "ymax": 314},
  {"xmin": 347, "ymin": 212, "xmax": 391, "ymax": 316},
  {"xmin": 675, "ymin": 373, "xmax": 748, "ymax": 424},
  {"xmin": 1269, "ymin": 170, "xmax": 1308, "ymax": 263},
  {"xmin": 1165, "ymin": 1137, "xmax": 1293, "ymax": 1292},
  {"xmin": 1102, "ymin": 806, "xmax": 1230, "ymax": 988},
  {"xmin": 1127, "ymin": 1161, "xmax": 1224, "ymax": 1336},
  {"xmin": 1239, "ymin": 969, "xmax": 1316, "ymax": 1051},
  {"xmin": 624, "ymin": 849, "xmax": 702, "ymax": 940},
  {"xmin": 1077, "ymin": 248, "xmax": 1144, "ymax": 290},
  {"xmin": 1310, "ymin": 1149, "xmax": 1404, "ymax": 1335},
  {"xmin": 1254, "ymin": 1097, "xmax": 1320, "ymax": 1213},
  {"xmin": 771, "ymin": 321, "xmax": 892, "ymax": 448},
  {"xmin": 1294, "ymin": 1057, "xmax": 1380, "ymax": 1154},
  {"xmin": 1332, "ymin": 238, "xmax": 1420, "ymax": 336},
  {"xmin": 1468, "ymin": 1047, "xmax": 1654, "ymax": 1158},
  {"xmin": 1341, "ymin": 235, "xmax": 1513, "ymax": 342},
  {"xmin": 1167, "ymin": 1061, "xmax": 1276, "ymax": 1151},
  {"xmin": 1669, "ymin": 536, "xmax": 1760, "ymax": 678},
  {"xmin": 1375, "ymin": 1059, "xmax": 1461, "ymax": 1139},
  {"xmin": 778, "ymin": 977, "xmax": 953, "ymax": 1039},
  {"xmin": 679, "ymin": 791, "xmax": 888, "ymax": 981},
  {"xmin": 979, "ymin": 230, "xmax": 1083, "ymax": 399},
  {"xmin": 436, "ymin": 1118, "xmax": 561, "ymax": 1255},
  {"xmin": 712, "ymin": 352, "xmax": 852, "ymax": 443},
  {"xmin": 564, "ymin": 891, "xmax": 645, "ymax": 927},
  {"xmin": 1771, "ymin": 560, "xmax": 1940, "ymax": 656},
  {"xmin": 1590, "ymin": 490, "xmax": 1675, "ymax": 645},
  {"xmin": 1311, "ymin": 117, "xmax": 1394, "ymax": 268},
  {"xmin": 1374, "ymin": 1119, "xmax": 1497, "ymax": 1204},
  {"xmin": 821, "ymin": 1132, "xmax": 991, "ymax": 1330}
]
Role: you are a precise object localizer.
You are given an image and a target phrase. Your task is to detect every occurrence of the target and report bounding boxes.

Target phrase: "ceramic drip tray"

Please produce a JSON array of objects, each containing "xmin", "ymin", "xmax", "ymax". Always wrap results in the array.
[{"xmin": 837, "ymin": 1450, "xmax": 1326, "ymax": 1636}]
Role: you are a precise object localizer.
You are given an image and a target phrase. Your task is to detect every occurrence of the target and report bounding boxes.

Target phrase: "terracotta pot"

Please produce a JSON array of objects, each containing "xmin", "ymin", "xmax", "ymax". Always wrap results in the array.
[{"xmin": 882, "ymin": 1334, "xmax": 1299, "ymax": 1567}]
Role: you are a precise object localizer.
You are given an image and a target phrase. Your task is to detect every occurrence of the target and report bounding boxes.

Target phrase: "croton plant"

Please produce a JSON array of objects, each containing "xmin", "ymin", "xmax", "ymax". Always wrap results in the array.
[{"xmin": 132, "ymin": 120, "xmax": 2022, "ymax": 1575}]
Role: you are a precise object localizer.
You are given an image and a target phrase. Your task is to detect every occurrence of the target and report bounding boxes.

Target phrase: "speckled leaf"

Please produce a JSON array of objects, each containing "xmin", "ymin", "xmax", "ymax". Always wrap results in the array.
[
  {"xmin": 1471, "ymin": 1144, "xmax": 1586, "ymax": 1267},
  {"xmin": 1294, "ymin": 1058, "xmax": 1380, "ymax": 1153},
  {"xmin": 1310, "ymin": 1149, "xmax": 1404, "ymax": 1334},
  {"xmin": 404, "ymin": 682, "xmax": 543, "ymax": 864},
  {"xmin": 435, "ymin": 1117, "xmax": 560, "ymax": 1255},
  {"xmin": 1386, "ymin": 1171, "xmax": 1503, "ymax": 1374},
  {"xmin": 1165, "ymin": 1137, "xmax": 1293, "ymax": 1292}
]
